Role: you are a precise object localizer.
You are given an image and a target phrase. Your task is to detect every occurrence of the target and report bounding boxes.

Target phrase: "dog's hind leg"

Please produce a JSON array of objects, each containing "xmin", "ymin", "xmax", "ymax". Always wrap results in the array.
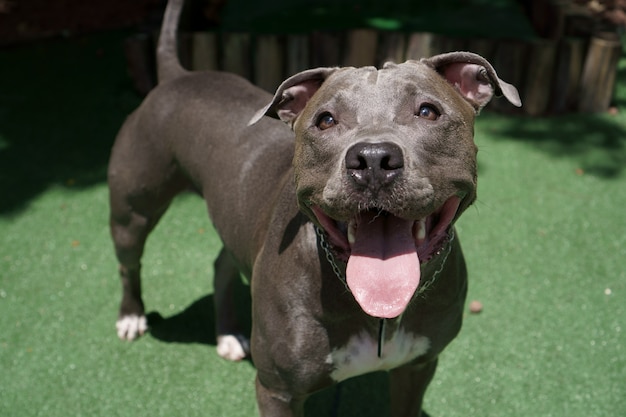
[
  {"xmin": 109, "ymin": 192, "xmax": 179, "ymax": 341},
  {"xmin": 213, "ymin": 248, "xmax": 250, "ymax": 361},
  {"xmin": 108, "ymin": 127, "xmax": 191, "ymax": 340},
  {"xmin": 109, "ymin": 207, "xmax": 158, "ymax": 341}
]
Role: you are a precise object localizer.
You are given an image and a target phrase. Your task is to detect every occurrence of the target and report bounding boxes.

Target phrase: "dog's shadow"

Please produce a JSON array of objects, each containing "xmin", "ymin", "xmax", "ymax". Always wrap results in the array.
[
  {"xmin": 146, "ymin": 292, "xmax": 433, "ymax": 417},
  {"xmin": 146, "ymin": 294, "xmax": 220, "ymax": 346}
]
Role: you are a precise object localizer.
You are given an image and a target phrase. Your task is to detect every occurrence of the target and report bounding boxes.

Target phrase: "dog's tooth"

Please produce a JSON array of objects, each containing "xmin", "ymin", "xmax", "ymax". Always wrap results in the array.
[
  {"xmin": 417, "ymin": 219, "xmax": 426, "ymax": 240},
  {"xmin": 348, "ymin": 220, "xmax": 356, "ymax": 245}
]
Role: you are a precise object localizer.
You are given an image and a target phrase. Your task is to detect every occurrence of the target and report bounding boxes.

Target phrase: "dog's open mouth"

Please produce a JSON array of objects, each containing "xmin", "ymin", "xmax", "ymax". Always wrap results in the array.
[{"xmin": 311, "ymin": 196, "xmax": 461, "ymax": 319}]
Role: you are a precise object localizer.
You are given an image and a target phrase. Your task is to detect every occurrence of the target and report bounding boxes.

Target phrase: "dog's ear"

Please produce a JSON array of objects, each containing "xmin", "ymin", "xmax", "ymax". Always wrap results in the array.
[
  {"xmin": 249, "ymin": 67, "xmax": 339, "ymax": 127},
  {"xmin": 421, "ymin": 52, "xmax": 521, "ymax": 112}
]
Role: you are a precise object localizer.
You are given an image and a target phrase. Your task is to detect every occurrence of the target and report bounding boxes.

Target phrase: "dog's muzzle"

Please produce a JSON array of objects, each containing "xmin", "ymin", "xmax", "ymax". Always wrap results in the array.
[{"xmin": 311, "ymin": 195, "xmax": 461, "ymax": 319}]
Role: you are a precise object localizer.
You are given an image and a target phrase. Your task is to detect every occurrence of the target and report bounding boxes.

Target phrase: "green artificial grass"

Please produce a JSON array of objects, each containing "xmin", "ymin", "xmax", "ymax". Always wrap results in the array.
[{"xmin": 1, "ymin": 30, "xmax": 626, "ymax": 417}]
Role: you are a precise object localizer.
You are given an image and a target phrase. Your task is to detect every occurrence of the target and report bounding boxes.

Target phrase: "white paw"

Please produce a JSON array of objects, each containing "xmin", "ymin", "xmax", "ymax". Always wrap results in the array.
[
  {"xmin": 116, "ymin": 315, "xmax": 148, "ymax": 341},
  {"xmin": 216, "ymin": 334, "xmax": 250, "ymax": 361}
]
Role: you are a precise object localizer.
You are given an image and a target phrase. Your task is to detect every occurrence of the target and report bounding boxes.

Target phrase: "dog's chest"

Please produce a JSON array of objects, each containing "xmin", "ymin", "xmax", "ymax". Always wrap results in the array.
[{"xmin": 328, "ymin": 328, "xmax": 430, "ymax": 382}]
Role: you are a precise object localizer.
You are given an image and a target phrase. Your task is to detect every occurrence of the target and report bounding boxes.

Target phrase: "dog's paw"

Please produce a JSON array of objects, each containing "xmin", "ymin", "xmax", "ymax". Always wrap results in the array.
[
  {"xmin": 216, "ymin": 334, "xmax": 250, "ymax": 361},
  {"xmin": 116, "ymin": 314, "xmax": 148, "ymax": 341}
]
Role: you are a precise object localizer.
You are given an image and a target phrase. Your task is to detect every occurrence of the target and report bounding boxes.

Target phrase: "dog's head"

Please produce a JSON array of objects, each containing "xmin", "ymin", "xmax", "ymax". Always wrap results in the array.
[{"xmin": 251, "ymin": 52, "xmax": 520, "ymax": 319}]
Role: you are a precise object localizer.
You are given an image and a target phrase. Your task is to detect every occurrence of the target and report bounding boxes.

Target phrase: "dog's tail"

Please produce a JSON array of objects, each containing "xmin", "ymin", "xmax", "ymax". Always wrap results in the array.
[{"xmin": 156, "ymin": 0, "xmax": 187, "ymax": 84}]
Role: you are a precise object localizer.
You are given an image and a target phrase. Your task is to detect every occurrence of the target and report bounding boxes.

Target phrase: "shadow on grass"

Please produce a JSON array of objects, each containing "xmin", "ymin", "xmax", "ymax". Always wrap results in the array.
[
  {"xmin": 147, "ymin": 295, "xmax": 218, "ymax": 345},
  {"xmin": 479, "ymin": 110, "xmax": 626, "ymax": 178}
]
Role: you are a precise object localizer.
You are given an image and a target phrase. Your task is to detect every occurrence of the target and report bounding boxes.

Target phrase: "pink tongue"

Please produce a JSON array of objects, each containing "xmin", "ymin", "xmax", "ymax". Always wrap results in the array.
[{"xmin": 346, "ymin": 212, "xmax": 420, "ymax": 318}]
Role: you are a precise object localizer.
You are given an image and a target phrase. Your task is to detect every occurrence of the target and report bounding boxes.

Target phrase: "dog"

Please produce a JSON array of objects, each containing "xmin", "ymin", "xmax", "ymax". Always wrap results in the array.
[{"xmin": 108, "ymin": 0, "xmax": 521, "ymax": 415}]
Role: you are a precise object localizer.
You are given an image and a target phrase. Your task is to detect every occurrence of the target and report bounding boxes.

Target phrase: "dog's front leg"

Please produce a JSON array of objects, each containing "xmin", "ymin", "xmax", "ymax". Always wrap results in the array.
[{"xmin": 389, "ymin": 358, "xmax": 438, "ymax": 417}]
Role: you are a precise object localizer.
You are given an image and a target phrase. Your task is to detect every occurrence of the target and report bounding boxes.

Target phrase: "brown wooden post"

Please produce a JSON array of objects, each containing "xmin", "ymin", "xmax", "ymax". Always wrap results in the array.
[
  {"xmin": 343, "ymin": 29, "xmax": 378, "ymax": 67},
  {"xmin": 221, "ymin": 32, "xmax": 252, "ymax": 80},
  {"xmin": 255, "ymin": 35, "xmax": 284, "ymax": 92},
  {"xmin": 405, "ymin": 32, "xmax": 434, "ymax": 60},
  {"xmin": 578, "ymin": 32, "xmax": 622, "ymax": 113},
  {"xmin": 378, "ymin": 32, "xmax": 406, "ymax": 66},
  {"xmin": 437, "ymin": 36, "xmax": 468, "ymax": 54},
  {"xmin": 178, "ymin": 32, "xmax": 194, "ymax": 71},
  {"xmin": 429, "ymin": 34, "xmax": 447, "ymax": 56},
  {"xmin": 550, "ymin": 37, "xmax": 585, "ymax": 114},
  {"xmin": 191, "ymin": 32, "xmax": 218, "ymax": 71},
  {"xmin": 310, "ymin": 31, "xmax": 342, "ymax": 67},
  {"xmin": 467, "ymin": 38, "xmax": 497, "ymax": 62},
  {"xmin": 286, "ymin": 35, "xmax": 310, "ymax": 76},
  {"xmin": 523, "ymin": 39, "xmax": 558, "ymax": 116}
]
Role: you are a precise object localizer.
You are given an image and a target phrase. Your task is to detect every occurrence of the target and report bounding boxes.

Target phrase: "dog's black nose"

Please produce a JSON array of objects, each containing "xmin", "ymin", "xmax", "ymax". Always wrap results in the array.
[{"xmin": 345, "ymin": 142, "xmax": 404, "ymax": 189}]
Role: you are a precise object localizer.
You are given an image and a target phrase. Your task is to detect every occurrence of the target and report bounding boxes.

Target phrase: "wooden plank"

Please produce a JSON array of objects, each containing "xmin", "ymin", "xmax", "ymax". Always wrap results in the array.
[
  {"xmin": 405, "ymin": 32, "xmax": 434, "ymax": 60},
  {"xmin": 468, "ymin": 38, "xmax": 497, "ymax": 62},
  {"xmin": 343, "ymin": 29, "xmax": 378, "ymax": 67},
  {"xmin": 378, "ymin": 32, "xmax": 406, "ymax": 66},
  {"xmin": 550, "ymin": 37, "xmax": 585, "ymax": 113},
  {"xmin": 429, "ymin": 35, "xmax": 445, "ymax": 56},
  {"xmin": 434, "ymin": 36, "xmax": 468, "ymax": 54},
  {"xmin": 578, "ymin": 32, "xmax": 622, "ymax": 112},
  {"xmin": 523, "ymin": 39, "xmax": 558, "ymax": 116},
  {"xmin": 286, "ymin": 34, "xmax": 310, "ymax": 75},
  {"xmin": 221, "ymin": 32, "xmax": 252, "ymax": 80},
  {"xmin": 310, "ymin": 31, "xmax": 342, "ymax": 67},
  {"xmin": 178, "ymin": 32, "xmax": 193, "ymax": 71},
  {"xmin": 191, "ymin": 32, "xmax": 218, "ymax": 71},
  {"xmin": 255, "ymin": 35, "xmax": 284, "ymax": 92}
]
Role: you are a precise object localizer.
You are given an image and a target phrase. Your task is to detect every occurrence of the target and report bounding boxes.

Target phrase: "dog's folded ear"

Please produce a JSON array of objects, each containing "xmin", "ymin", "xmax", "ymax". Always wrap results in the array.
[
  {"xmin": 249, "ymin": 67, "xmax": 339, "ymax": 127},
  {"xmin": 421, "ymin": 52, "xmax": 522, "ymax": 112}
]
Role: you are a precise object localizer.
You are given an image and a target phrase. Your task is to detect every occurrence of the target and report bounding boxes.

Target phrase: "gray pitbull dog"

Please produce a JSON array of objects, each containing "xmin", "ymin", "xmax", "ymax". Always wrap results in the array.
[{"xmin": 108, "ymin": 0, "xmax": 521, "ymax": 415}]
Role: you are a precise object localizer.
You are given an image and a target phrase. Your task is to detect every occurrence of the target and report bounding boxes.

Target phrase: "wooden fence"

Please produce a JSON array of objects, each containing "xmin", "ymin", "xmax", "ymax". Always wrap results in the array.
[{"xmin": 124, "ymin": 28, "xmax": 622, "ymax": 116}]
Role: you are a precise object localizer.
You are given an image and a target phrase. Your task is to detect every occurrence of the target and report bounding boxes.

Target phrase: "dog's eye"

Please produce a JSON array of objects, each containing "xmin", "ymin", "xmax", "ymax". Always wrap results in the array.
[
  {"xmin": 316, "ymin": 112, "xmax": 337, "ymax": 130},
  {"xmin": 417, "ymin": 104, "xmax": 440, "ymax": 121}
]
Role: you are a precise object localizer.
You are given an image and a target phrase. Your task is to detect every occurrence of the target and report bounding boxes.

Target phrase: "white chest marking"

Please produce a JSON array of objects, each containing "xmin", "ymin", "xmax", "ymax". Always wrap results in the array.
[{"xmin": 328, "ymin": 329, "xmax": 430, "ymax": 382}]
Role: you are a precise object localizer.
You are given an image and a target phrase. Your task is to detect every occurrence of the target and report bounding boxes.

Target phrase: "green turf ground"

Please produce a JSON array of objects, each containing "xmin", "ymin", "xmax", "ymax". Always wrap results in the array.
[{"xmin": 1, "ymin": 30, "xmax": 625, "ymax": 416}]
